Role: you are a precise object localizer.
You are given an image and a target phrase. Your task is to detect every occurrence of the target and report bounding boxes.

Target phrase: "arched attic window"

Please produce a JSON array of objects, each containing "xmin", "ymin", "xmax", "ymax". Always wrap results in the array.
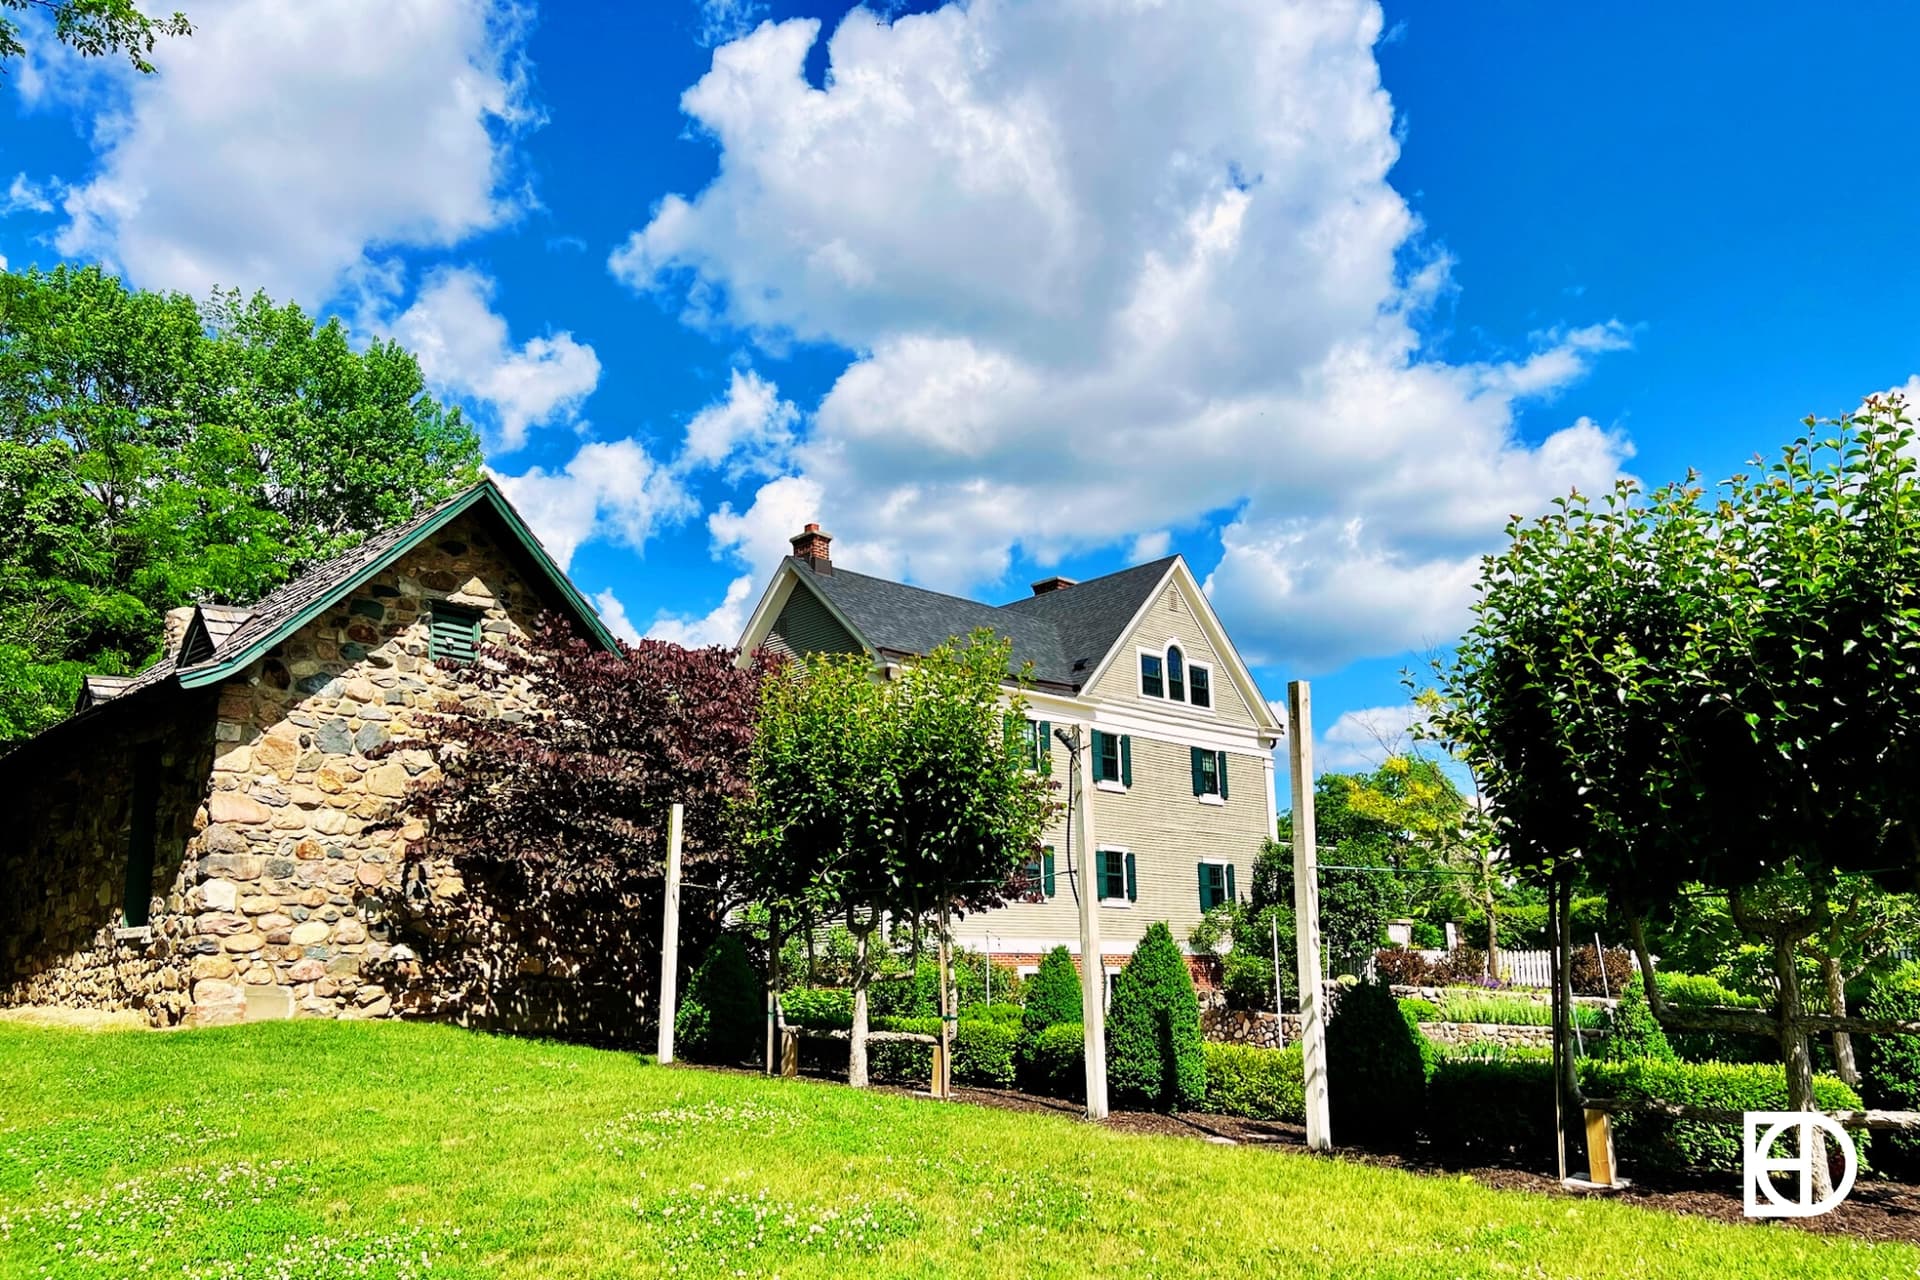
[{"xmin": 1167, "ymin": 645, "xmax": 1185, "ymax": 701}]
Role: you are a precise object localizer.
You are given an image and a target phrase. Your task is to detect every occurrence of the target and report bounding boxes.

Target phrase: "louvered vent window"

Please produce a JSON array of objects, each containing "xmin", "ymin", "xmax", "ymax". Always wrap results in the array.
[{"xmin": 428, "ymin": 602, "xmax": 482, "ymax": 665}]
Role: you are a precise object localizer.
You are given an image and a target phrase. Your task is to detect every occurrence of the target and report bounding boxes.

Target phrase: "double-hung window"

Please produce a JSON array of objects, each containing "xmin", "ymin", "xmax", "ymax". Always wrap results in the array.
[
  {"xmin": 1140, "ymin": 652, "xmax": 1164, "ymax": 698},
  {"xmin": 1019, "ymin": 847, "xmax": 1057, "ymax": 902},
  {"xmin": 1190, "ymin": 747, "xmax": 1230, "ymax": 800},
  {"xmin": 1091, "ymin": 730, "xmax": 1132, "ymax": 787},
  {"xmin": 1095, "ymin": 848, "xmax": 1136, "ymax": 903},
  {"xmin": 1197, "ymin": 861, "xmax": 1237, "ymax": 911},
  {"xmin": 1189, "ymin": 664, "xmax": 1211, "ymax": 709}
]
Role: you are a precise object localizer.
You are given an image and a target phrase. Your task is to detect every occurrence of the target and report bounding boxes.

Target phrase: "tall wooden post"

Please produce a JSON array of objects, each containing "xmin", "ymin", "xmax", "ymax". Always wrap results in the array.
[
  {"xmin": 1287, "ymin": 681, "xmax": 1331, "ymax": 1151},
  {"xmin": 937, "ymin": 902, "xmax": 954, "ymax": 1100},
  {"xmin": 1074, "ymin": 725, "xmax": 1109, "ymax": 1120},
  {"xmin": 657, "ymin": 802, "xmax": 684, "ymax": 1064}
]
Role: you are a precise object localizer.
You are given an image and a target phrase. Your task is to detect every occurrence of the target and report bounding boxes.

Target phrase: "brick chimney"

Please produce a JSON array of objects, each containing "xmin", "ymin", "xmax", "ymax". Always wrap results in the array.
[
  {"xmin": 790, "ymin": 523, "xmax": 833, "ymax": 572},
  {"xmin": 1030, "ymin": 576, "xmax": 1077, "ymax": 596},
  {"xmin": 163, "ymin": 606, "xmax": 197, "ymax": 658}
]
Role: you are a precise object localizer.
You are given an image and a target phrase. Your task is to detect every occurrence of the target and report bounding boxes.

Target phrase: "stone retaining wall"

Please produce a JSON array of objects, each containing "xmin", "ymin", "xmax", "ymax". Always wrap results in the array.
[{"xmin": 1201, "ymin": 1006, "xmax": 1611, "ymax": 1052}]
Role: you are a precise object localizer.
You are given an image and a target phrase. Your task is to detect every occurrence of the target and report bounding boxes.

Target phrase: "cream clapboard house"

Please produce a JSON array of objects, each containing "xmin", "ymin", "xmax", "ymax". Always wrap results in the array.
[{"xmin": 736, "ymin": 524, "xmax": 1283, "ymax": 990}]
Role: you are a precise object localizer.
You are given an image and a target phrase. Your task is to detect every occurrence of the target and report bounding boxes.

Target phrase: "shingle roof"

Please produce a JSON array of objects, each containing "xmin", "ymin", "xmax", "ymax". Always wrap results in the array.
[{"xmin": 788, "ymin": 554, "xmax": 1174, "ymax": 691}]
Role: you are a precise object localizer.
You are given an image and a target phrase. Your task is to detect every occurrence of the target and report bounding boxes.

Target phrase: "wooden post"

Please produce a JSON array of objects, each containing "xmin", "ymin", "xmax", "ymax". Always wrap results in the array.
[
  {"xmin": 1075, "ymin": 725, "xmax": 1109, "ymax": 1120},
  {"xmin": 937, "ymin": 902, "xmax": 954, "ymax": 1100},
  {"xmin": 1287, "ymin": 681, "xmax": 1330, "ymax": 1151},
  {"xmin": 656, "ymin": 802, "xmax": 684, "ymax": 1065},
  {"xmin": 1584, "ymin": 1108, "xmax": 1617, "ymax": 1187}
]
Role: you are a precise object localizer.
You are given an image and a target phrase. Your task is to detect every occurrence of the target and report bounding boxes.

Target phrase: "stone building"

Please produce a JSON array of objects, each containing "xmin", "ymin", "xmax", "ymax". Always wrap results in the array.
[{"xmin": 0, "ymin": 480, "xmax": 616, "ymax": 1028}]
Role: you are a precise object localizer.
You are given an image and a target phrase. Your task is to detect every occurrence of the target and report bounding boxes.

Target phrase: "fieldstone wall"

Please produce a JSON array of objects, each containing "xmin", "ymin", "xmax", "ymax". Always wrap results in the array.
[
  {"xmin": 1202, "ymin": 1002, "xmax": 1613, "ymax": 1052},
  {"xmin": 2, "ymin": 509, "xmax": 558, "ymax": 1029}
]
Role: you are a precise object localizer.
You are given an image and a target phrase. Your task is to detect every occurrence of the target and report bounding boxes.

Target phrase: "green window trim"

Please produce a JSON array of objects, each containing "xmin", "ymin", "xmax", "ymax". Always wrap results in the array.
[
  {"xmin": 1189, "ymin": 747, "xmax": 1229, "ymax": 799},
  {"xmin": 1042, "ymin": 848, "xmax": 1056, "ymax": 897},
  {"xmin": 1093, "ymin": 730, "xmax": 1132, "ymax": 786},
  {"xmin": 1095, "ymin": 848, "xmax": 1134, "ymax": 902},
  {"xmin": 1197, "ymin": 861, "xmax": 1239, "ymax": 911},
  {"xmin": 428, "ymin": 601, "xmax": 483, "ymax": 665}
]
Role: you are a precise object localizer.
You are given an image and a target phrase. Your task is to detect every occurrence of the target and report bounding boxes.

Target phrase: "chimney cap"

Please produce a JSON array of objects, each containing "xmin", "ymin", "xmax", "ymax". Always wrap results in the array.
[
  {"xmin": 1030, "ymin": 575, "xmax": 1077, "ymax": 596},
  {"xmin": 790, "ymin": 522, "xmax": 833, "ymax": 571}
]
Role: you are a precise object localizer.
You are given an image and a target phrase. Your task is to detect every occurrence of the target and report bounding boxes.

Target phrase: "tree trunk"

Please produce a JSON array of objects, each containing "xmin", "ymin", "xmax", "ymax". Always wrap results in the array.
[
  {"xmin": 1483, "ymin": 857, "xmax": 1498, "ymax": 979},
  {"xmin": 937, "ymin": 901, "xmax": 953, "ymax": 1100},
  {"xmin": 1773, "ymin": 928, "xmax": 1832, "ymax": 1200},
  {"xmin": 1821, "ymin": 952, "xmax": 1860, "ymax": 1088},
  {"xmin": 849, "ymin": 921, "xmax": 872, "ymax": 1089},
  {"xmin": 765, "ymin": 907, "xmax": 782, "ymax": 1076}
]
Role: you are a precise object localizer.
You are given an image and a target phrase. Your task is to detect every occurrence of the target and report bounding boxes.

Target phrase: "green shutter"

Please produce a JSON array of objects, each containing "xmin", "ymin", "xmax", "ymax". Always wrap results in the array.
[
  {"xmin": 1189, "ymin": 746, "xmax": 1204, "ymax": 796},
  {"xmin": 429, "ymin": 602, "xmax": 480, "ymax": 664},
  {"xmin": 1197, "ymin": 863, "xmax": 1211, "ymax": 911},
  {"xmin": 1125, "ymin": 851, "xmax": 1138, "ymax": 903},
  {"xmin": 1038, "ymin": 721, "xmax": 1051, "ymax": 775},
  {"xmin": 1217, "ymin": 750, "xmax": 1229, "ymax": 800},
  {"xmin": 1226, "ymin": 863, "xmax": 1238, "ymax": 903},
  {"xmin": 1090, "ymin": 729, "xmax": 1107, "ymax": 781},
  {"xmin": 1043, "ymin": 848, "xmax": 1056, "ymax": 897},
  {"xmin": 1095, "ymin": 849, "xmax": 1109, "ymax": 899},
  {"xmin": 1120, "ymin": 735, "xmax": 1132, "ymax": 788}
]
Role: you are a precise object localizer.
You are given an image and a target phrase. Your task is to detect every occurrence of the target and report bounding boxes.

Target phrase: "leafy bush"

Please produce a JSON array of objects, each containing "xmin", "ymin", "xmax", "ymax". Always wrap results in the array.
[
  {"xmin": 675, "ymin": 935, "xmax": 763, "ymax": 1064},
  {"xmin": 1372, "ymin": 947, "xmax": 1431, "ymax": 987},
  {"xmin": 1398, "ymin": 997, "xmax": 1439, "ymax": 1023},
  {"xmin": 970, "ymin": 1002, "xmax": 1024, "ymax": 1028},
  {"xmin": 1859, "ymin": 974, "xmax": 1920, "ymax": 1177},
  {"xmin": 1326, "ymin": 978, "xmax": 1430, "ymax": 1146},
  {"xmin": 1580, "ymin": 1059, "xmax": 1865, "ymax": 1176},
  {"xmin": 1434, "ymin": 945, "xmax": 1492, "ymax": 985},
  {"xmin": 1199, "ymin": 1044, "xmax": 1305, "ymax": 1122},
  {"xmin": 951, "ymin": 1019, "xmax": 1019, "ymax": 1088},
  {"xmin": 1410, "ymin": 921, "xmax": 1446, "ymax": 949},
  {"xmin": 1021, "ymin": 946, "xmax": 1082, "ymax": 1044},
  {"xmin": 1435, "ymin": 992, "xmax": 1606, "ymax": 1030},
  {"xmin": 1024, "ymin": 1022, "xmax": 1085, "ymax": 1100},
  {"xmin": 1655, "ymin": 971, "xmax": 1772, "ymax": 1064},
  {"xmin": 1106, "ymin": 923, "xmax": 1208, "ymax": 1110},
  {"xmin": 1427, "ymin": 1058, "xmax": 1555, "ymax": 1161},
  {"xmin": 1221, "ymin": 952, "xmax": 1281, "ymax": 1012},
  {"xmin": 1439, "ymin": 1042, "xmax": 1551, "ymax": 1064},
  {"xmin": 779, "ymin": 988, "xmax": 852, "ymax": 1031},
  {"xmin": 1600, "ymin": 973, "xmax": 1676, "ymax": 1063},
  {"xmin": 1569, "ymin": 944, "xmax": 1634, "ymax": 998}
]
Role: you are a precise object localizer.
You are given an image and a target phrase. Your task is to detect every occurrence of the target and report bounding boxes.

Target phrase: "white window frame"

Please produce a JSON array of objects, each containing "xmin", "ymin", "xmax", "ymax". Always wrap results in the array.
[
  {"xmin": 1195, "ymin": 747, "xmax": 1226, "ymax": 802},
  {"xmin": 1137, "ymin": 647, "xmax": 1166, "ymax": 700},
  {"xmin": 1097, "ymin": 844, "xmax": 1132, "ymax": 905},
  {"xmin": 1198, "ymin": 857, "xmax": 1232, "ymax": 911},
  {"xmin": 1137, "ymin": 640, "xmax": 1216, "ymax": 716},
  {"xmin": 1186, "ymin": 658, "xmax": 1216, "ymax": 715},
  {"xmin": 1103, "ymin": 966, "xmax": 1123, "ymax": 1010},
  {"xmin": 1093, "ymin": 731, "xmax": 1127, "ymax": 791}
]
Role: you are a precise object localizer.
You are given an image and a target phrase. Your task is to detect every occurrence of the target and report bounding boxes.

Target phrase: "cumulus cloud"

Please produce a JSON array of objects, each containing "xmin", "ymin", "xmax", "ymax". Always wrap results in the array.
[
  {"xmin": 593, "ymin": 588, "xmax": 643, "ymax": 645},
  {"xmin": 56, "ymin": 0, "xmax": 533, "ymax": 303},
  {"xmin": 676, "ymin": 366, "xmax": 799, "ymax": 479},
  {"xmin": 491, "ymin": 440, "xmax": 695, "ymax": 571},
  {"xmin": 616, "ymin": 2, "xmax": 1633, "ymax": 671},
  {"xmin": 3, "ymin": 174, "xmax": 55, "ymax": 215},
  {"xmin": 693, "ymin": 0, "xmax": 769, "ymax": 48},
  {"xmin": 1315, "ymin": 703, "xmax": 1428, "ymax": 772},
  {"xmin": 647, "ymin": 574, "xmax": 756, "ymax": 648},
  {"xmin": 385, "ymin": 266, "xmax": 601, "ymax": 454}
]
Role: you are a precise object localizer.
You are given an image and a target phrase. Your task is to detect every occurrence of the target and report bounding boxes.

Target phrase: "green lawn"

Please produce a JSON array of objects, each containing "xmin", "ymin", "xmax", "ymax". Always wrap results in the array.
[{"xmin": 0, "ymin": 1022, "xmax": 1913, "ymax": 1279}]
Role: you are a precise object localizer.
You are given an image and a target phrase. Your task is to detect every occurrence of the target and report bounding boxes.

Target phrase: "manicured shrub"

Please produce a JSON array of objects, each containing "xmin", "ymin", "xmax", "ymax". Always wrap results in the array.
[
  {"xmin": 1434, "ymin": 945, "xmax": 1492, "ymax": 985},
  {"xmin": 971, "ymin": 1002, "xmax": 1024, "ymax": 1028},
  {"xmin": 1426, "ymin": 1058, "xmax": 1556, "ymax": 1161},
  {"xmin": 1372, "ymin": 947, "xmax": 1431, "ymax": 987},
  {"xmin": 1398, "ymin": 997, "xmax": 1439, "ymax": 1023},
  {"xmin": 1568, "ymin": 944, "xmax": 1635, "ymax": 998},
  {"xmin": 1655, "ymin": 971, "xmax": 1772, "ymax": 1064},
  {"xmin": 1026, "ymin": 1022, "xmax": 1086, "ymax": 1100},
  {"xmin": 952, "ymin": 1018, "xmax": 1019, "ymax": 1088},
  {"xmin": 1600, "ymin": 973, "xmax": 1676, "ymax": 1063},
  {"xmin": 779, "ymin": 987, "xmax": 852, "ymax": 1030},
  {"xmin": 1106, "ymin": 922, "xmax": 1207, "ymax": 1110},
  {"xmin": 1199, "ymin": 1044, "xmax": 1305, "ymax": 1122},
  {"xmin": 1021, "ymin": 946, "xmax": 1083, "ymax": 1042},
  {"xmin": 1410, "ymin": 921, "xmax": 1446, "ymax": 950},
  {"xmin": 1859, "ymin": 974, "xmax": 1920, "ymax": 1178},
  {"xmin": 675, "ymin": 935, "xmax": 763, "ymax": 1064},
  {"xmin": 1580, "ymin": 1059, "xmax": 1866, "ymax": 1176},
  {"xmin": 1326, "ymin": 977, "xmax": 1431, "ymax": 1146}
]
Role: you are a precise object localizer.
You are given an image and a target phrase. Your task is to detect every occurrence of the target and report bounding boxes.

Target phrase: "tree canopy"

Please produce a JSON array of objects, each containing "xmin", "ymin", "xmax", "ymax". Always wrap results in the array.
[
  {"xmin": 0, "ymin": 266, "xmax": 481, "ymax": 740},
  {"xmin": 1, "ymin": 1, "xmax": 191, "ymax": 76}
]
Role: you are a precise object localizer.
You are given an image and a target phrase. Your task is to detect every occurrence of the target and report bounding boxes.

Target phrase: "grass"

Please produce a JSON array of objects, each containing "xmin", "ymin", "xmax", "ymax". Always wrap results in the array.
[
  {"xmin": 1430, "ymin": 992, "xmax": 1610, "ymax": 1030},
  {"xmin": 0, "ymin": 1022, "xmax": 1916, "ymax": 1279}
]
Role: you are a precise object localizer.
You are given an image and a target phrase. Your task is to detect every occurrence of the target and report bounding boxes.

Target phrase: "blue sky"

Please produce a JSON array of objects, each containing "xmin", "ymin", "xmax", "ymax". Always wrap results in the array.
[{"xmin": 5, "ymin": 1, "xmax": 1917, "ymax": 775}]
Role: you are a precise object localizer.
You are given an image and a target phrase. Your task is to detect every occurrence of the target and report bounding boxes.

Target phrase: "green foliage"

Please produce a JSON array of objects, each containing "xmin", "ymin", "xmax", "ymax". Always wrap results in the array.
[
  {"xmin": 1398, "ymin": 997, "xmax": 1439, "ymax": 1023},
  {"xmin": 1859, "ymin": 973, "xmax": 1920, "ymax": 1177},
  {"xmin": 1104, "ymin": 922, "xmax": 1207, "ymax": 1111},
  {"xmin": 0, "ymin": 267, "xmax": 481, "ymax": 741},
  {"xmin": 1020, "ymin": 947, "xmax": 1082, "ymax": 1044},
  {"xmin": 778, "ymin": 988, "xmax": 853, "ymax": 1031},
  {"xmin": 1655, "ymin": 971, "xmax": 1773, "ymax": 1064},
  {"xmin": 1254, "ymin": 837, "xmax": 1399, "ymax": 976},
  {"xmin": 1601, "ymin": 974, "xmax": 1677, "ymax": 1063},
  {"xmin": 875, "ymin": 951, "xmax": 1024, "ymax": 1020},
  {"xmin": 0, "ymin": 0, "xmax": 192, "ymax": 75},
  {"xmin": 1022, "ymin": 1022, "xmax": 1085, "ymax": 1100},
  {"xmin": 1326, "ymin": 979, "xmax": 1430, "ymax": 1146},
  {"xmin": 675, "ymin": 937, "xmax": 763, "ymax": 1065},
  {"xmin": 1410, "ymin": 921, "xmax": 1445, "ymax": 949},
  {"xmin": 861, "ymin": 1014, "xmax": 1019, "ymax": 1089},
  {"xmin": 1198, "ymin": 1044, "xmax": 1305, "ymax": 1123},
  {"xmin": 1432, "ymin": 992, "xmax": 1606, "ymax": 1030},
  {"xmin": 1580, "ymin": 1060, "xmax": 1865, "ymax": 1176},
  {"xmin": 1190, "ymin": 899, "xmax": 1295, "ymax": 1010},
  {"xmin": 1426, "ymin": 1058, "xmax": 1556, "ymax": 1161}
]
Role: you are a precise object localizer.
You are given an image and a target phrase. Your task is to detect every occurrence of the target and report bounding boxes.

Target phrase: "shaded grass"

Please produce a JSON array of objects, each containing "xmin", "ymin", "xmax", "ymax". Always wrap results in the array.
[{"xmin": 0, "ymin": 1021, "xmax": 1914, "ymax": 1278}]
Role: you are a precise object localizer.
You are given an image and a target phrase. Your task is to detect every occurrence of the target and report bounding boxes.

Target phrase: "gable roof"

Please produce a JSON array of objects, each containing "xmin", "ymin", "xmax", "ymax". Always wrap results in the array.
[{"xmin": 31, "ymin": 479, "xmax": 613, "ymax": 742}]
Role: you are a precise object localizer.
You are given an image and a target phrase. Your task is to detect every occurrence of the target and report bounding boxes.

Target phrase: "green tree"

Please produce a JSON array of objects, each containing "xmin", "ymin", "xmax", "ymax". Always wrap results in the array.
[
  {"xmin": 1021, "ymin": 945, "xmax": 1082, "ymax": 1042},
  {"xmin": 1252, "ymin": 834, "xmax": 1399, "ymax": 976},
  {"xmin": 1105, "ymin": 921, "xmax": 1206, "ymax": 1111},
  {"xmin": 0, "ymin": 266, "xmax": 481, "ymax": 741},
  {"xmin": 675, "ymin": 934, "xmax": 765, "ymax": 1065},
  {"xmin": 1428, "ymin": 398, "xmax": 1920, "ymax": 1172},
  {"xmin": 1, "ymin": 0, "xmax": 191, "ymax": 75}
]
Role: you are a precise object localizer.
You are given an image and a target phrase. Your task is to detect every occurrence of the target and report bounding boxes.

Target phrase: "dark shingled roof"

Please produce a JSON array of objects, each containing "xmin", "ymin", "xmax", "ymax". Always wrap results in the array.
[{"xmin": 787, "ymin": 554, "xmax": 1175, "ymax": 691}]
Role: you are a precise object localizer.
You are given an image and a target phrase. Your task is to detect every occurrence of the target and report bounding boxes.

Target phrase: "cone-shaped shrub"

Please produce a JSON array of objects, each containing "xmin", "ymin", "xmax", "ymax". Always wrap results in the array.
[
  {"xmin": 1600, "ymin": 972, "xmax": 1676, "ymax": 1063},
  {"xmin": 1326, "ymin": 977, "xmax": 1429, "ymax": 1146},
  {"xmin": 675, "ymin": 934, "xmax": 762, "ymax": 1064},
  {"xmin": 1106, "ymin": 922, "xmax": 1207, "ymax": 1110},
  {"xmin": 1022, "ymin": 945, "xmax": 1083, "ymax": 1041}
]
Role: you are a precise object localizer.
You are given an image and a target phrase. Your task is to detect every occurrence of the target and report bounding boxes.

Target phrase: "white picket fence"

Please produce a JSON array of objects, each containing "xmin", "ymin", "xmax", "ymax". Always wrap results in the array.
[{"xmin": 1384, "ymin": 947, "xmax": 1554, "ymax": 988}]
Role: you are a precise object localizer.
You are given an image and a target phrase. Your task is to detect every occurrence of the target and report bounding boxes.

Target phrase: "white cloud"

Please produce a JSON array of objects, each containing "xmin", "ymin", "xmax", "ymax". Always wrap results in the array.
[
  {"xmin": 385, "ymin": 266, "xmax": 601, "ymax": 454},
  {"xmin": 693, "ymin": 0, "xmax": 769, "ymax": 48},
  {"xmin": 56, "ymin": 0, "xmax": 533, "ymax": 303},
  {"xmin": 3, "ymin": 174, "xmax": 55, "ymax": 215},
  {"xmin": 592, "ymin": 588, "xmax": 642, "ymax": 645},
  {"xmin": 1316, "ymin": 703, "xmax": 1427, "ymax": 772},
  {"xmin": 647, "ymin": 574, "xmax": 756, "ymax": 648},
  {"xmin": 616, "ymin": 2, "xmax": 1633, "ymax": 670},
  {"xmin": 677, "ymin": 366, "xmax": 799, "ymax": 479},
  {"xmin": 491, "ymin": 440, "xmax": 695, "ymax": 571},
  {"xmin": 1129, "ymin": 531, "xmax": 1172, "ymax": 563}
]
